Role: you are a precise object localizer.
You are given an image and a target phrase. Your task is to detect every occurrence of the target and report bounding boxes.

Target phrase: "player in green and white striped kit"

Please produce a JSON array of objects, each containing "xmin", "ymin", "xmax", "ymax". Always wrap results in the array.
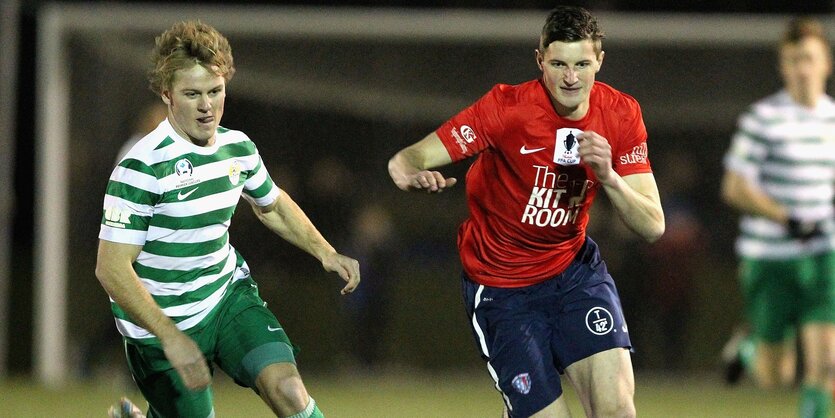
[
  {"xmin": 96, "ymin": 21, "xmax": 360, "ymax": 418},
  {"xmin": 721, "ymin": 17, "xmax": 835, "ymax": 418}
]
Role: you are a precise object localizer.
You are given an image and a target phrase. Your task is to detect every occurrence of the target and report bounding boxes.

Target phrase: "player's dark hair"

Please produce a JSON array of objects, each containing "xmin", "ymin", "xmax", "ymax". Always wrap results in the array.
[
  {"xmin": 540, "ymin": 6, "xmax": 605, "ymax": 54},
  {"xmin": 781, "ymin": 17, "xmax": 829, "ymax": 49}
]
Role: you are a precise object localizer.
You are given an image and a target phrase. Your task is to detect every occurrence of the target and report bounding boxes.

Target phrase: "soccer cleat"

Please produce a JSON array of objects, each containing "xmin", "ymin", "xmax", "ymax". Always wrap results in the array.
[
  {"xmin": 721, "ymin": 328, "xmax": 747, "ymax": 385},
  {"xmin": 107, "ymin": 397, "xmax": 146, "ymax": 418}
]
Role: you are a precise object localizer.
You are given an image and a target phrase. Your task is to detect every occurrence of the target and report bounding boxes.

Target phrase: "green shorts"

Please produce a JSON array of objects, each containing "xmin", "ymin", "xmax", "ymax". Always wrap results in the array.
[
  {"xmin": 740, "ymin": 251, "xmax": 835, "ymax": 344},
  {"xmin": 124, "ymin": 277, "xmax": 298, "ymax": 418}
]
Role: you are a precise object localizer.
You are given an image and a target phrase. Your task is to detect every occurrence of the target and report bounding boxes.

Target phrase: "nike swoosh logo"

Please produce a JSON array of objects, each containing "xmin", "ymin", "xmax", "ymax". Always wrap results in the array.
[
  {"xmin": 267, "ymin": 326, "xmax": 283, "ymax": 332},
  {"xmin": 177, "ymin": 187, "xmax": 199, "ymax": 200},
  {"xmin": 520, "ymin": 146, "xmax": 547, "ymax": 155}
]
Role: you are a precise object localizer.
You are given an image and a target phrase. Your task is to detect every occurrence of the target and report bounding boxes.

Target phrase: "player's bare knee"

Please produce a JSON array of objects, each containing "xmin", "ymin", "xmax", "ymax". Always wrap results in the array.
[
  {"xmin": 595, "ymin": 396, "xmax": 635, "ymax": 418},
  {"xmin": 256, "ymin": 364, "xmax": 309, "ymax": 413},
  {"xmin": 802, "ymin": 359, "xmax": 835, "ymax": 386},
  {"xmin": 268, "ymin": 376, "xmax": 308, "ymax": 412},
  {"xmin": 755, "ymin": 371, "xmax": 783, "ymax": 390}
]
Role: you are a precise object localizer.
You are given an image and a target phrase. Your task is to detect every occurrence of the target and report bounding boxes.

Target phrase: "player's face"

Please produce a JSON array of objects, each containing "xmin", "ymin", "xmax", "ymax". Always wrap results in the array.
[
  {"xmin": 537, "ymin": 39, "xmax": 603, "ymax": 120},
  {"xmin": 779, "ymin": 37, "xmax": 831, "ymax": 107},
  {"xmin": 162, "ymin": 64, "xmax": 226, "ymax": 147}
]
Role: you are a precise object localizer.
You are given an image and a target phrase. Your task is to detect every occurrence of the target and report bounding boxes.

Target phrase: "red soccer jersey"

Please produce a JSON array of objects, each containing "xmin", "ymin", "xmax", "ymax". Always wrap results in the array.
[{"xmin": 436, "ymin": 79, "xmax": 652, "ymax": 288}]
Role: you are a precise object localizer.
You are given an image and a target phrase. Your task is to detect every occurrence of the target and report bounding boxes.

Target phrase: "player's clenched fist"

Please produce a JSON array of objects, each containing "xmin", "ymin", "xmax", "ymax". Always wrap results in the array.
[{"xmin": 578, "ymin": 130, "xmax": 614, "ymax": 184}]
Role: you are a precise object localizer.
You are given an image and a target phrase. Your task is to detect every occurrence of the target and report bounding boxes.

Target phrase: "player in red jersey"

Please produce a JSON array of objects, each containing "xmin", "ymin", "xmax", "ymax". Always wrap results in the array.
[{"xmin": 388, "ymin": 6, "xmax": 664, "ymax": 418}]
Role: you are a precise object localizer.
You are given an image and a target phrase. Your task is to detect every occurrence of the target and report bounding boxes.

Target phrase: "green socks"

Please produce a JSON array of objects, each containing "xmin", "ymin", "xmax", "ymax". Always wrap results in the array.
[
  {"xmin": 738, "ymin": 335, "xmax": 756, "ymax": 373},
  {"xmin": 309, "ymin": 404, "xmax": 324, "ymax": 418},
  {"xmin": 800, "ymin": 385, "xmax": 831, "ymax": 418},
  {"xmin": 287, "ymin": 397, "xmax": 322, "ymax": 418}
]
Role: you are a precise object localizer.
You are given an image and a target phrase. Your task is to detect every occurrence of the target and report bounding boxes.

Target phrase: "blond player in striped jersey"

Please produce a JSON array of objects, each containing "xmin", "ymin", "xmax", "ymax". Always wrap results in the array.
[
  {"xmin": 721, "ymin": 17, "xmax": 835, "ymax": 418},
  {"xmin": 97, "ymin": 21, "xmax": 359, "ymax": 418}
]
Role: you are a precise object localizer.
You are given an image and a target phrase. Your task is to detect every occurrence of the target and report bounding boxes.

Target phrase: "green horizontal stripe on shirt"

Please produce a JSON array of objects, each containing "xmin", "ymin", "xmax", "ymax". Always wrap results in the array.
[
  {"xmin": 765, "ymin": 155, "xmax": 835, "ymax": 167},
  {"xmin": 142, "ymin": 233, "xmax": 229, "ymax": 258},
  {"xmin": 149, "ymin": 205, "xmax": 237, "ymax": 230},
  {"xmin": 737, "ymin": 128, "xmax": 769, "ymax": 145},
  {"xmin": 246, "ymin": 176, "xmax": 275, "ymax": 200},
  {"xmin": 133, "ymin": 253, "xmax": 229, "ymax": 283},
  {"xmin": 150, "ymin": 141, "xmax": 257, "ymax": 177},
  {"xmin": 106, "ymin": 180, "xmax": 160, "ymax": 205},
  {"xmin": 771, "ymin": 196, "xmax": 833, "ymax": 207},
  {"xmin": 760, "ymin": 173, "xmax": 835, "ymax": 186},
  {"xmin": 151, "ymin": 273, "xmax": 232, "ymax": 308},
  {"xmin": 118, "ymin": 158, "xmax": 157, "ymax": 177}
]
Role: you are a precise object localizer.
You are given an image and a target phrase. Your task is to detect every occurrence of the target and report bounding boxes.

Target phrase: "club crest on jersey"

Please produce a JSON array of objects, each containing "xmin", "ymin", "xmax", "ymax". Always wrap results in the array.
[
  {"xmin": 585, "ymin": 307, "xmax": 614, "ymax": 335},
  {"xmin": 554, "ymin": 128, "xmax": 582, "ymax": 166},
  {"xmin": 175, "ymin": 158, "xmax": 194, "ymax": 177},
  {"xmin": 228, "ymin": 160, "xmax": 243, "ymax": 185},
  {"xmin": 512, "ymin": 373, "xmax": 532, "ymax": 395},
  {"xmin": 450, "ymin": 125, "xmax": 476, "ymax": 154}
]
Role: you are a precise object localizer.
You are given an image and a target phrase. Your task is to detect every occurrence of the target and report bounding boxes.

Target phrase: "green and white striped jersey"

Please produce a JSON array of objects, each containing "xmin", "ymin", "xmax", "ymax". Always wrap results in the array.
[
  {"xmin": 724, "ymin": 91, "xmax": 835, "ymax": 259},
  {"xmin": 99, "ymin": 119, "xmax": 280, "ymax": 343}
]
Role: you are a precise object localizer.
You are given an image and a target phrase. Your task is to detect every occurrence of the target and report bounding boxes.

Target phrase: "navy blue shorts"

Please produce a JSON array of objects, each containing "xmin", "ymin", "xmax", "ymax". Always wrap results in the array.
[{"xmin": 461, "ymin": 237, "xmax": 632, "ymax": 418}]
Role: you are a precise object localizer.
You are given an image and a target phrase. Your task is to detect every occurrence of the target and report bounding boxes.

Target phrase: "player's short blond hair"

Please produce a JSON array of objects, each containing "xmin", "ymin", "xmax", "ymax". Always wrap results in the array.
[{"xmin": 148, "ymin": 20, "xmax": 235, "ymax": 95}]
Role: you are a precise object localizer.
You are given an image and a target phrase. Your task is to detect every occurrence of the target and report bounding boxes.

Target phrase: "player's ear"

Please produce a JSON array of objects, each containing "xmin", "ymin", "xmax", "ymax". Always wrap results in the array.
[
  {"xmin": 596, "ymin": 50, "xmax": 605, "ymax": 72},
  {"xmin": 161, "ymin": 90, "xmax": 172, "ymax": 106},
  {"xmin": 535, "ymin": 49, "xmax": 544, "ymax": 71}
]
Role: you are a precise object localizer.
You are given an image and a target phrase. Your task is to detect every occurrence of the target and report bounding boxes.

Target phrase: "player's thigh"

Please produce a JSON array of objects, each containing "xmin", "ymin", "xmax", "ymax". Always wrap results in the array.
[
  {"xmin": 528, "ymin": 396, "xmax": 573, "ymax": 418},
  {"xmin": 462, "ymin": 277, "xmax": 563, "ymax": 418},
  {"xmin": 125, "ymin": 341, "xmax": 214, "ymax": 418},
  {"xmin": 740, "ymin": 258, "xmax": 802, "ymax": 343},
  {"xmin": 564, "ymin": 348, "xmax": 634, "ymax": 416},
  {"xmin": 214, "ymin": 280, "xmax": 298, "ymax": 390},
  {"xmin": 552, "ymin": 263, "xmax": 632, "ymax": 371},
  {"xmin": 800, "ymin": 251, "xmax": 835, "ymax": 325}
]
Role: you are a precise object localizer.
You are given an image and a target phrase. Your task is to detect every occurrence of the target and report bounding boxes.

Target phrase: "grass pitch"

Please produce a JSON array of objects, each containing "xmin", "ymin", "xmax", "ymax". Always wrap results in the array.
[{"xmin": 0, "ymin": 370, "xmax": 798, "ymax": 417}]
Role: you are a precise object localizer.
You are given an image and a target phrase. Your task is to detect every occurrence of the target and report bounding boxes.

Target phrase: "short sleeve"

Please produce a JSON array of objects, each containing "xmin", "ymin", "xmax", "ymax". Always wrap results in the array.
[
  {"xmin": 611, "ymin": 95, "xmax": 652, "ymax": 177},
  {"xmin": 435, "ymin": 84, "xmax": 507, "ymax": 162},
  {"xmin": 723, "ymin": 111, "xmax": 768, "ymax": 182},
  {"xmin": 99, "ymin": 158, "xmax": 161, "ymax": 245},
  {"xmin": 243, "ymin": 154, "xmax": 280, "ymax": 207}
]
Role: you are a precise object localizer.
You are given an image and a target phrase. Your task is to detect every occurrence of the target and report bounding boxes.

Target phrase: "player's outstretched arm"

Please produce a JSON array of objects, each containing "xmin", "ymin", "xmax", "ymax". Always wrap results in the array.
[
  {"xmin": 95, "ymin": 240, "xmax": 211, "ymax": 390},
  {"xmin": 251, "ymin": 193, "xmax": 360, "ymax": 295},
  {"xmin": 388, "ymin": 132, "xmax": 457, "ymax": 193},
  {"xmin": 720, "ymin": 170, "xmax": 824, "ymax": 239},
  {"xmin": 720, "ymin": 170, "xmax": 789, "ymax": 223}
]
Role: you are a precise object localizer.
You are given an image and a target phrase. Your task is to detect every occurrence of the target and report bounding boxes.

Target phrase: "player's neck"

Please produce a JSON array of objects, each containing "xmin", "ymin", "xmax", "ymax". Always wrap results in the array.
[
  {"xmin": 552, "ymin": 99, "xmax": 589, "ymax": 121},
  {"xmin": 188, "ymin": 136, "xmax": 216, "ymax": 147},
  {"xmin": 788, "ymin": 89, "xmax": 825, "ymax": 109}
]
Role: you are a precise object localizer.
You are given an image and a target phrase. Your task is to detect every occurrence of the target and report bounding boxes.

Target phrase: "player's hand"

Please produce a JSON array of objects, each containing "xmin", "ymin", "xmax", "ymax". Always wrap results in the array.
[
  {"xmin": 161, "ymin": 331, "xmax": 211, "ymax": 391},
  {"xmin": 322, "ymin": 252, "xmax": 361, "ymax": 295},
  {"xmin": 787, "ymin": 217, "xmax": 825, "ymax": 241},
  {"xmin": 407, "ymin": 170, "xmax": 457, "ymax": 193},
  {"xmin": 577, "ymin": 130, "xmax": 615, "ymax": 185}
]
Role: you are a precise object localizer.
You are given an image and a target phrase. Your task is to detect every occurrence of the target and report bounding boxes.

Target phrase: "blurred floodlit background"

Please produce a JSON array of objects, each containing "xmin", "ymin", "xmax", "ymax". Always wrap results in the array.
[{"xmin": 2, "ymin": 1, "xmax": 835, "ymax": 417}]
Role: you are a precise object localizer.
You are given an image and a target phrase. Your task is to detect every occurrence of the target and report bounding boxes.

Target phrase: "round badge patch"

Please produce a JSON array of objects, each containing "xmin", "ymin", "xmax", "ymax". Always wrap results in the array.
[{"xmin": 585, "ymin": 306, "xmax": 614, "ymax": 335}]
